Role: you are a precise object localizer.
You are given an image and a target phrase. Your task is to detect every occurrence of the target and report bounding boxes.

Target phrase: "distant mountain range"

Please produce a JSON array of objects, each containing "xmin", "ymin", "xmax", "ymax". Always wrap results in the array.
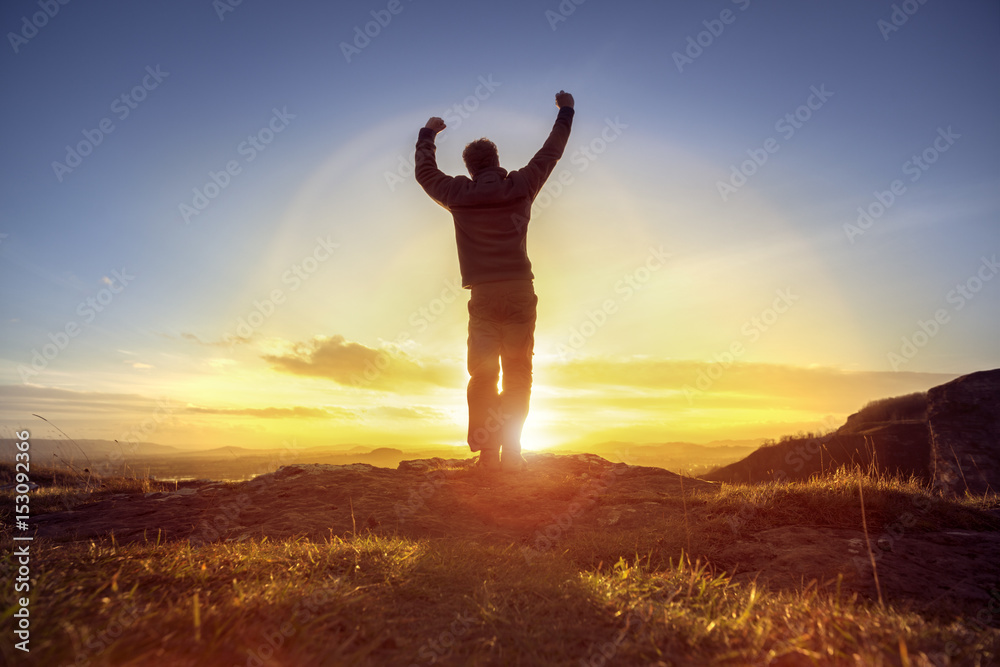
[
  {"xmin": 4, "ymin": 438, "xmax": 760, "ymax": 481},
  {"xmin": 550, "ymin": 440, "xmax": 763, "ymax": 474}
]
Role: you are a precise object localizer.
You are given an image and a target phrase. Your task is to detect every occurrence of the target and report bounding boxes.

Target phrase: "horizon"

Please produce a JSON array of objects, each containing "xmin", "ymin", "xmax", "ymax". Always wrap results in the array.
[
  {"xmin": 16, "ymin": 434, "xmax": 775, "ymax": 452},
  {"xmin": 2, "ymin": 1, "xmax": 998, "ymax": 453}
]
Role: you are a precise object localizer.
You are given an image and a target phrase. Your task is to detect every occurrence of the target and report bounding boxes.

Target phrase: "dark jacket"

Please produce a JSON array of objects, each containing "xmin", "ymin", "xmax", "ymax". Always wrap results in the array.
[{"xmin": 415, "ymin": 107, "xmax": 574, "ymax": 288}]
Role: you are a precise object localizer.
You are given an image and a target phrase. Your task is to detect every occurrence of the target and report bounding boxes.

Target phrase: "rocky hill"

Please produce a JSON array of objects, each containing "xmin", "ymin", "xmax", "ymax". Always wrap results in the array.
[
  {"xmin": 928, "ymin": 369, "xmax": 1000, "ymax": 496},
  {"xmin": 705, "ymin": 369, "xmax": 1000, "ymax": 495}
]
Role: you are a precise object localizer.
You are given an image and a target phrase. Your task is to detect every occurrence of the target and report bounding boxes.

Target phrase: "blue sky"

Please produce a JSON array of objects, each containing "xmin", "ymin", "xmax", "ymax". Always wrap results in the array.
[{"xmin": 1, "ymin": 0, "xmax": 997, "ymax": 450}]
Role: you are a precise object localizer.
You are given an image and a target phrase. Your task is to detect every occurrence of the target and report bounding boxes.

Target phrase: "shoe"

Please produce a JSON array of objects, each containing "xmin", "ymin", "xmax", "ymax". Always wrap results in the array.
[
  {"xmin": 501, "ymin": 451, "xmax": 528, "ymax": 473},
  {"xmin": 476, "ymin": 449, "xmax": 501, "ymax": 473}
]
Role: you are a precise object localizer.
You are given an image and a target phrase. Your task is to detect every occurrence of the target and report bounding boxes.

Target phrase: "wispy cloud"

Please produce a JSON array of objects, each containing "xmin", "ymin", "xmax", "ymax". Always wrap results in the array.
[
  {"xmin": 543, "ymin": 357, "xmax": 956, "ymax": 412},
  {"xmin": 363, "ymin": 405, "xmax": 449, "ymax": 421},
  {"xmin": 0, "ymin": 385, "xmax": 163, "ymax": 416},
  {"xmin": 169, "ymin": 331, "xmax": 249, "ymax": 347},
  {"xmin": 184, "ymin": 405, "xmax": 347, "ymax": 419}
]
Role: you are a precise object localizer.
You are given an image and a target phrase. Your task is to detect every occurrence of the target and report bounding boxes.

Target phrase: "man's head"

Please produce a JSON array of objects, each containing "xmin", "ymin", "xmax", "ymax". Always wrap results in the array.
[{"xmin": 463, "ymin": 138, "xmax": 499, "ymax": 178}]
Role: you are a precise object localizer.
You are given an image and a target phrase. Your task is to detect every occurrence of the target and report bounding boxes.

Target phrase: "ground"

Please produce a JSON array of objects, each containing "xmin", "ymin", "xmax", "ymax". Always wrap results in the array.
[{"xmin": 28, "ymin": 452, "xmax": 1000, "ymax": 619}]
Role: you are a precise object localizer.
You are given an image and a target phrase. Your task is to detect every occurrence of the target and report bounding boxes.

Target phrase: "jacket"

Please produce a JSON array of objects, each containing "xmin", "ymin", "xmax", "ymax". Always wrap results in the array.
[{"xmin": 414, "ymin": 106, "xmax": 574, "ymax": 287}]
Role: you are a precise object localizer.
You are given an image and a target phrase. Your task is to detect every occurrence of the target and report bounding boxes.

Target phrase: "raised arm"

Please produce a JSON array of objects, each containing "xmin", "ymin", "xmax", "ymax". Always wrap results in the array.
[
  {"xmin": 414, "ymin": 116, "xmax": 455, "ymax": 207},
  {"xmin": 520, "ymin": 91, "xmax": 575, "ymax": 197}
]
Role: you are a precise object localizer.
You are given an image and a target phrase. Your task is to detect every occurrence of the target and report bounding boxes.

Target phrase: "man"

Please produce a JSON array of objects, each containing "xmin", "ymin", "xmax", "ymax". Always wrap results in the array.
[{"xmin": 415, "ymin": 90, "xmax": 575, "ymax": 472}]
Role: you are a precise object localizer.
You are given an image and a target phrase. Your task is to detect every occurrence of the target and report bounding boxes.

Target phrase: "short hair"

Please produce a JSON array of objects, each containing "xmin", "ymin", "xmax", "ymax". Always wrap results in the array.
[{"xmin": 462, "ymin": 138, "xmax": 499, "ymax": 177}]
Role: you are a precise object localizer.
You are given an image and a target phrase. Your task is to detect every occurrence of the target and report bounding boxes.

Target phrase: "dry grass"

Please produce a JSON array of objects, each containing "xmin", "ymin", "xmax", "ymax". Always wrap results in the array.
[{"xmin": 1, "ymin": 462, "xmax": 998, "ymax": 666}]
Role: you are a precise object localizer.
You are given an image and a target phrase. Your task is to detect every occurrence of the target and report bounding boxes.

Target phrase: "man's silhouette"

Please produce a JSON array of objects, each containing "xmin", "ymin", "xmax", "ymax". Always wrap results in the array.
[{"xmin": 415, "ymin": 90, "xmax": 575, "ymax": 472}]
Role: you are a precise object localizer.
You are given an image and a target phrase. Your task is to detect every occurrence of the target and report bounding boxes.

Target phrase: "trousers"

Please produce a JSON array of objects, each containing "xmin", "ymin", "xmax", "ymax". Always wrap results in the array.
[{"xmin": 466, "ymin": 279, "xmax": 537, "ymax": 453}]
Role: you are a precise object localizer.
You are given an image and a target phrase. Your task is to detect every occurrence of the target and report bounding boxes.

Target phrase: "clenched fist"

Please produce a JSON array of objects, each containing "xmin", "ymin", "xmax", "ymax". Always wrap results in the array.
[
  {"xmin": 555, "ymin": 90, "xmax": 574, "ymax": 109},
  {"xmin": 425, "ymin": 117, "xmax": 446, "ymax": 133}
]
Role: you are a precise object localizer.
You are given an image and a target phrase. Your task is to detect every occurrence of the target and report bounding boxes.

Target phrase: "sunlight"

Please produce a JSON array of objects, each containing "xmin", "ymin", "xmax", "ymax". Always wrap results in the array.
[{"xmin": 520, "ymin": 408, "xmax": 560, "ymax": 451}]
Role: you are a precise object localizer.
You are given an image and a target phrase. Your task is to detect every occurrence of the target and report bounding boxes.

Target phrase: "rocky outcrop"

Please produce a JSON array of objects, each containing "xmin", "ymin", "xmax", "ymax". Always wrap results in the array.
[
  {"xmin": 706, "ymin": 369, "xmax": 999, "ymax": 491},
  {"xmin": 928, "ymin": 369, "xmax": 1000, "ymax": 496},
  {"xmin": 28, "ymin": 453, "xmax": 716, "ymax": 545}
]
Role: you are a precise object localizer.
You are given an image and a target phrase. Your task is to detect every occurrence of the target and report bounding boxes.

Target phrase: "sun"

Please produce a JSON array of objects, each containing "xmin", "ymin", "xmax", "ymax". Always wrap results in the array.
[{"xmin": 519, "ymin": 409, "xmax": 560, "ymax": 451}]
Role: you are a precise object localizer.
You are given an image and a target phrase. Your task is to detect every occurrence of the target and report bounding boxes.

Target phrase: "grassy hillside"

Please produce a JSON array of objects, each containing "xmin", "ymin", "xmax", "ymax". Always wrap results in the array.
[
  {"xmin": 705, "ymin": 392, "xmax": 936, "ymax": 485},
  {"xmin": 2, "ymin": 461, "xmax": 998, "ymax": 666}
]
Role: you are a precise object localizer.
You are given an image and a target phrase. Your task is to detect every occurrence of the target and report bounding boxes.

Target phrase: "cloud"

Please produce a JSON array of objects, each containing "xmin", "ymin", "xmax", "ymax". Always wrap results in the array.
[
  {"xmin": 363, "ymin": 405, "xmax": 449, "ymax": 421},
  {"xmin": 0, "ymin": 385, "xmax": 349, "ymax": 425},
  {"xmin": 262, "ymin": 335, "xmax": 462, "ymax": 391},
  {"xmin": 541, "ymin": 357, "xmax": 957, "ymax": 412},
  {"xmin": 0, "ymin": 385, "xmax": 168, "ymax": 416},
  {"xmin": 178, "ymin": 331, "xmax": 249, "ymax": 347},
  {"xmin": 184, "ymin": 405, "xmax": 349, "ymax": 419}
]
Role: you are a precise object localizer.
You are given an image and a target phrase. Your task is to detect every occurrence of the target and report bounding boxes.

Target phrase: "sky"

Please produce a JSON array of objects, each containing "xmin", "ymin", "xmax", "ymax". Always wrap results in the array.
[{"xmin": 1, "ymin": 0, "xmax": 998, "ymax": 453}]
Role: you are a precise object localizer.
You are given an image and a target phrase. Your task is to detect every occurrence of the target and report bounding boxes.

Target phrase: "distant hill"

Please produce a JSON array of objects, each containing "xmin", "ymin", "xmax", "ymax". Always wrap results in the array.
[
  {"xmin": 4, "ymin": 439, "xmax": 472, "ymax": 481},
  {"xmin": 552, "ymin": 440, "xmax": 761, "ymax": 475},
  {"xmin": 7, "ymin": 439, "xmax": 184, "ymax": 463},
  {"xmin": 9, "ymin": 436, "xmax": 757, "ymax": 481},
  {"xmin": 705, "ymin": 368, "xmax": 1000, "ymax": 494}
]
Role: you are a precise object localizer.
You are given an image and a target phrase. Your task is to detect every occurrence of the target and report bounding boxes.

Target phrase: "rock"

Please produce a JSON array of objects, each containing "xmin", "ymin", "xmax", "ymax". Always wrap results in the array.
[
  {"xmin": 397, "ymin": 457, "xmax": 474, "ymax": 472},
  {"xmin": 928, "ymin": 368, "xmax": 1000, "ymax": 496}
]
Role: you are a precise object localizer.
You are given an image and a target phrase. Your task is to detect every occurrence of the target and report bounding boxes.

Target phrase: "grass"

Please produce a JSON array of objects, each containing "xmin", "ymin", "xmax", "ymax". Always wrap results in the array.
[
  {"xmin": 1, "ymin": 462, "xmax": 998, "ymax": 666},
  {"xmin": 0, "ymin": 462, "xmax": 177, "ymax": 518},
  {"xmin": 853, "ymin": 392, "xmax": 929, "ymax": 424}
]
